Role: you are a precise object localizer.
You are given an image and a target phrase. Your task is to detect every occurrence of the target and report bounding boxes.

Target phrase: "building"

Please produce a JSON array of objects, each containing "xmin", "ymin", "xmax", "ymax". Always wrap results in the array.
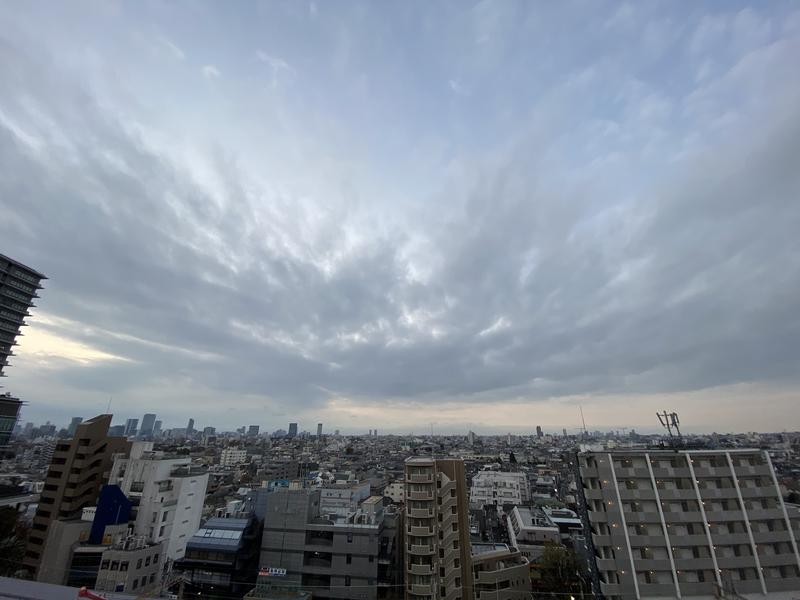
[
  {"xmin": 319, "ymin": 481, "xmax": 371, "ymax": 518},
  {"xmin": 317, "ymin": 423, "xmax": 323, "ymax": 438},
  {"xmin": 535, "ymin": 426, "xmax": 543, "ymax": 439},
  {"xmin": 24, "ymin": 414, "xmax": 131, "ymax": 578},
  {"xmin": 469, "ymin": 471, "xmax": 529, "ymax": 509},
  {"xmin": 174, "ymin": 516, "xmax": 261, "ymax": 598},
  {"xmin": 65, "ymin": 417, "xmax": 83, "ymax": 437},
  {"xmin": 187, "ymin": 418, "xmax": 195, "ymax": 434},
  {"xmin": 260, "ymin": 488, "xmax": 399, "ymax": 600},
  {"xmin": 109, "ymin": 442, "xmax": 209, "ymax": 563},
  {"xmin": 124, "ymin": 418, "xmax": 138, "ymax": 437},
  {"xmin": 248, "ymin": 425, "xmax": 260, "ymax": 437},
  {"xmin": 471, "ymin": 543, "xmax": 531, "ymax": 600},
  {"xmin": 139, "ymin": 413, "xmax": 156, "ymax": 438},
  {"xmin": 288, "ymin": 423, "xmax": 298, "ymax": 438},
  {"xmin": 153, "ymin": 420, "xmax": 162, "ymax": 436},
  {"xmin": 506, "ymin": 506, "xmax": 560, "ymax": 562},
  {"xmin": 220, "ymin": 447, "xmax": 248, "ymax": 467},
  {"xmin": 405, "ymin": 457, "xmax": 473, "ymax": 600},
  {"xmin": 0, "ymin": 253, "xmax": 46, "ymax": 444},
  {"xmin": 383, "ymin": 482, "xmax": 405, "ymax": 504},
  {"xmin": 577, "ymin": 448, "xmax": 800, "ymax": 600}
]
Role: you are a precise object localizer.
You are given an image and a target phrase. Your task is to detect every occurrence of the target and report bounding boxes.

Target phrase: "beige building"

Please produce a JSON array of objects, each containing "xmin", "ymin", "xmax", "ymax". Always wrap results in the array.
[
  {"xmin": 579, "ymin": 448, "xmax": 800, "ymax": 600},
  {"xmin": 24, "ymin": 414, "xmax": 130, "ymax": 579},
  {"xmin": 405, "ymin": 457, "xmax": 473, "ymax": 600}
]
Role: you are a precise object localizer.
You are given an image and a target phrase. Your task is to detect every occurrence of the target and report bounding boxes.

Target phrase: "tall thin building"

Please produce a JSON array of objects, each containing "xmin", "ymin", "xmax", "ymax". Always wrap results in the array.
[
  {"xmin": 577, "ymin": 448, "xmax": 800, "ymax": 600},
  {"xmin": 124, "ymin": 418, "xmax": 138, "ymax": 437},
  {"xmin": 139, "ymin": 413, "xmax": 156, "ymax": 437},
  {"xmin": 405, "ymin": 457, "xmax": 473, "ymax": 600},
  {"xmin": 287, "ymin": 422, "xmax": 298, "ymax": 438},
  {"xmin": 0, "ymin": 253, "xmax": 46, "ymax": 445},
  {"xmin": 535, "ymin": 425, "xmax": 543, "ymax": 438},
  {"xmin": 316, "ymin": 423, "xmax": 323, "ymax": 437},
  {"xmin": 187, "ymin": 417, "xmax": 195, "ymax": 434},
  {"xmin": 24, "ymin": 414, "xmax": 130, "ymax": 578},
  {"xmin": 66, "ymin": 417, "xmax": 83, "ymax": 437}
]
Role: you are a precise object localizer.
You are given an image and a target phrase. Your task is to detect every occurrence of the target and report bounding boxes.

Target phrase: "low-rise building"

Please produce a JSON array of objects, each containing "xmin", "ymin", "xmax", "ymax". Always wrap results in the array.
[
  {"xmin": 506, "ymin": 506, "xmax": 560, "ymax": 562},
  {"xmin": 470, "ymin": 471, "xmax": 528, "ymax": 509},
  {"xmin": 471, "ymin": 543, "xmax": 531, "ymax": 600}
]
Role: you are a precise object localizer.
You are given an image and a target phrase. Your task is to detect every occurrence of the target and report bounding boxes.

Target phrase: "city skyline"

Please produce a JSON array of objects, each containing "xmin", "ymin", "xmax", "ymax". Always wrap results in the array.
[{"xmin": 2, "ymin": 1, "xmax": 800, "ymax": 432}]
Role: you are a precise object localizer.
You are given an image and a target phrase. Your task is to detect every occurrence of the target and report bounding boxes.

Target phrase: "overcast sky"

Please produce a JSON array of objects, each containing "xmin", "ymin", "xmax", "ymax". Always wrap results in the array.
[{"xmin": 1, "ymin": 1, "xmax": 799, "ymax": 434}]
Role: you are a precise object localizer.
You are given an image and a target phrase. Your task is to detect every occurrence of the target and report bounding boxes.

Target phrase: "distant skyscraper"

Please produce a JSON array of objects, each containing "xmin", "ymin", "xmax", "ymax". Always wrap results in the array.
[
  {"xmin": 66, "ymin": 417, "xmax": 83, "ymax": 437},
  {"xmin": 536, "ymin": 425, "xmax": 543, "ymax": 438},
  {"xmin": 124, "ymin": 418, "xmax": 138, "ymax": 437},
  {"xmin": 140, "ymin": 413, "xmax": 156, "ymax": 437},
  {"xmin": 0, "ymin": 254, "xmax": 46, "ymax": 444},
  {"xmin": 153, "ymin": 420, "xmax": 162, "ymax": 435},
  {"xmin": 562, "ymin": 427, "xmax": 567, "ymax": 437},
  {"xmin": 187, "ymin": 418, "xmax": 195, "ymax": 434},
  {"xmin": 316, "ymin": 423, "xmax": 323, "ymax": 437},
  {"xmin": 248, "ymin": 425, "xmax": 260, "ymax": 437},
  {"xmin": 287, "ymin": 422, "xmax": 298, "ymax": 438}
]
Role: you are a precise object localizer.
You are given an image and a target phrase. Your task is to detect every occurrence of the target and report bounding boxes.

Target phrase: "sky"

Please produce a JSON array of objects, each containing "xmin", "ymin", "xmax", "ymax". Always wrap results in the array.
[{"xmin": 1, "ymin": 1, "xmax": 799, "ymax": 435}]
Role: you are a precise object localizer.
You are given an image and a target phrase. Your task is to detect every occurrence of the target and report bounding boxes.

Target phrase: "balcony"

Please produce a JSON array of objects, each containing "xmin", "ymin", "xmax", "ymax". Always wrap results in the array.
[
  {"xmin": 408, "ymin": 490, "xmax": 434, "ymax": 501},
  {"xmin": 409, "ymin": 583, "xmax": 433, "ymax": 596},
  {"xmin": 409, "ymin": 544, "xmax": 434, "ymax": 556},
  {"xmin": 407, "ymin": 473, "xmax": 433, "ymax": 483},
  {"xmin": 408, "ymin": 563, "xmax": 433, "ymax": 576},
  {"xmin": 409, "ymin": 508, "xmax": 434, "ymax": 519},
  {"xmin": 408, "ymin": 526, "xmax": 434, "ymax": 536}
]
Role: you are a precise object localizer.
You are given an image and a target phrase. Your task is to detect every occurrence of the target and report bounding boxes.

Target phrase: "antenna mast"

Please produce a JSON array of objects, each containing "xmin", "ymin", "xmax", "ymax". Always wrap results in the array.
[{"xmin": 657, "ymin": 411, "xmax": 683, "ymax": 447}]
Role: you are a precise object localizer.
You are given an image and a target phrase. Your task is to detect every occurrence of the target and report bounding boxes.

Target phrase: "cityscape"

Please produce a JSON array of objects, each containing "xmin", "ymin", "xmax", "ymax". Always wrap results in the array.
[{"xmin": 2, "ymin": 2, "xmax": 800, "ymax": 600}]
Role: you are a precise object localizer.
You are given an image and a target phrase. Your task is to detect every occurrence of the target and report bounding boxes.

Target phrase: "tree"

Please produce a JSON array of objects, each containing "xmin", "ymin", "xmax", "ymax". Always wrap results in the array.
[{"xmin": 534, "ymin": 542, "xmax": 589, "ymax": 597}]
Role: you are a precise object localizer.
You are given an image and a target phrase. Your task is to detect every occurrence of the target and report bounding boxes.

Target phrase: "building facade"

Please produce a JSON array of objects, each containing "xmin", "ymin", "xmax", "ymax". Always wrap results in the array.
[
  {"xmin": 0, "ymin": 253, "xmax": 46, "ymax": 444},
  {"xmin": 471, "ymin": 543, "xmax": 531, "ymax": 600},
  {"xmin": 578, "ymin": 448, "xmax": 800, "ymax": 600},
  {"xmin": 109, "ymin": 442, "xmax": 209, "ymax": 563},
  {"xmin": 24, "ymin": 414, "xmax": 130, "ymax": 578},
  {"xmin": 220, "ymin": 447, "xmax": 249, "ymax": 467},
  {"xmin": 405, "ymin": 457, "xmax": 474, "ymax": 600},
  {"xmin": 469, "ymin": 471, "xmax": 529, "ymax": 510}
]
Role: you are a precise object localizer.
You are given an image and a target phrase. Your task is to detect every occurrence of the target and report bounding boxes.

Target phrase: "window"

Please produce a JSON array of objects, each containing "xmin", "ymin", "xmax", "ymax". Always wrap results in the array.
[
  {"xmin": 150, "ymin": 574, "xmax": 155, "ymax": 583},
  {"xmin": 120, "ymin": 561, "xmax": 129, "ymax": 572},
  {"xmin": 153, "ymin": 554, "xmax": 159, "ymax": 564},
  {"xmin": 101, "ymin": 560, "xmax": 110, "ymax": 570},
  {"xmin": 346, "ymin": 554, "xmax": 352, "ymax": 564},
  {"xmin": 111, "ymin": 561, "xmax": 119, "ymax": 571},
  {"xmin": 162, "ymin": 511, "xmax": 168, "ymax": 522},
  {"xmin": 159, "ymin": 526, "xmax": 165, "ymax": 537},
  {"xmin": 145, "ymin": 556, "xmax": 151, "ymax": 566},
  {"xmin": 347, "ymin": 532, "xmax": 353, "ymax": 543},
  {"xmin": 132, "ymin": 580, "xmax": 138, "ymax": 590},
  {"xmin": 345, "ymin": 576, "xmax": 351, "ymax": 586},
  {"xmin": 141, "ymin": 576, "xmax": 147, "ymax": 587},
  {"xmin": 137, "ymin": 559, "xmax": 143, "ymax": 569},
  {"xmin": 369, "ymin": 555, "xmax": 374, "ymax": 563}
]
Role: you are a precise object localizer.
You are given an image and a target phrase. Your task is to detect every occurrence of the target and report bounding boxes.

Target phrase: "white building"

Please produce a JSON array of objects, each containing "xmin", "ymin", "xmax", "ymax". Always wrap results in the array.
[
  {"xmin": 469, "ymin": 470, "xmax": 529, "ymax": 509},
  {"xmin": 383, "ymin": 481, "xmax": 405, "ymax": 504},
  {"xmin": 506, "ymin": 506, "xmax": 561, "ymax": 561},
  {"xmin": 219, "ymin": 447, "xmax": 248, "ymax": 467},
  {"xmin": 319, "ymin": 481, "xmax": 371, "ymax": 517},
  {"xmin": 109, "ymin": 442, "xmax": 209, "ymax": 563}
]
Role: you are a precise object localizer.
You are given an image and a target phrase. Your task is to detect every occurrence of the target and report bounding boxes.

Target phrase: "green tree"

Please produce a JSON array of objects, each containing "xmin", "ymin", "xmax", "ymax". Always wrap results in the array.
[{"xmin": 535, "ymin": 542, "xmax": 589, "ymax": 597}]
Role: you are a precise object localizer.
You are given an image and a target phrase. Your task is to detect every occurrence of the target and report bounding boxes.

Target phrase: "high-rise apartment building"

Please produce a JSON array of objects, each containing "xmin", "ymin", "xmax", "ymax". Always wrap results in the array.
[
  {"xmin": 288, "ymin": 422, "xmax": 298, "ymax": 438},
  {"xmin": 577, "ymin": 449, "xmax": 800, "ymax": 600},
  {"xmin": 317, "ymin": 423, "xmax": 323, "ymax": 437},
  {"xmin": 248, "ymin": 424, "xmax": 260, "ymax": 437},
  {"xmin": 187, "ymin": 417, "xmax": 195, "ymax": 434},
  {"xmin": 124, "ymin": 418, "xmax": 138, "ymax": 437},
  {"xmin": 535, "ymin": 425, "xmax": 543, "ymax": 438},
  {"xmin": 24, "ymin": 414, "xmax": 130, "ymax": 578},
  {"xmin": 405, "ymin": 457, "xmax": 473, "ymax": 600},
  {"xmin": 0, "ymin": 253, "xmax": 46, "ymax": 444},
  {"xmin": 139, "ymin": 413, "xmax": 156, "ymax": 437}
]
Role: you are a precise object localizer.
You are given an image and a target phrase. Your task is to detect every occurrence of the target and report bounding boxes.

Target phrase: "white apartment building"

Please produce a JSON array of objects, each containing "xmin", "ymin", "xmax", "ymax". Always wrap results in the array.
[
  {"xmin": 506, "ymin": 506, "xmax": 561, "ymax": 561},
  {"xmin": 319, "ymin": 480, "xmax": 371, "ymax": 517},
  {"xmin": 384, "ymin": 481, "xmax": 405, "ymax": 504},
  {"xmin": 109, "ymin": 442, "xmax": 209, "ymax": 563},
  {"xmin": 219, "ymin": 447, "xmax": 248, "ymax": 467},
  {"xmin": 469, "ymin": 471, "xmax": 529, "ymax": 509}
]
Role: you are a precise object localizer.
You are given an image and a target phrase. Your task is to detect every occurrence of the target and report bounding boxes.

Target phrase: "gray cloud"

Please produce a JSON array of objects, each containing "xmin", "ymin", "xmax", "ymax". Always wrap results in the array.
[{"xmin": 1, "ymin": 4, "xmax": 799, "ymax": 431}]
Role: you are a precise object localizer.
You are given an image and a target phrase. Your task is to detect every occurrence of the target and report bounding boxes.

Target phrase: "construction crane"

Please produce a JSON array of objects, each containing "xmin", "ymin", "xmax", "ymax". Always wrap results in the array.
[{"xmin": 657, "ymin": 410, "xmax": 683, "ymax": 447}]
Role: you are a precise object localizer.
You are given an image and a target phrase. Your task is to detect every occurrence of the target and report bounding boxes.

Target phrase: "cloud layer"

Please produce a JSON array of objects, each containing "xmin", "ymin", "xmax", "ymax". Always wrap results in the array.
[{"xmin": 1, "ymin": 1, "xmax": 799, "ymax": 432}]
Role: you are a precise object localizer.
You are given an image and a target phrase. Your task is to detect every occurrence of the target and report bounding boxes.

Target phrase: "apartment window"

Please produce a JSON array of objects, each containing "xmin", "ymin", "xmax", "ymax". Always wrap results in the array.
[
  {"xmin": 345, "ymin": 576, "xmax": 351, "ymax": 587},
  {"xmin": 101, "ymin": 560, "xmax": 110, "ymax": 570},
  {"xmin": 162, "ymin": 511, "xmax": 168, "ymax": 522},
  {"xmin": 441, "ymin": 587, "xmax": 447, "ymax": 597},
  {"xmin": 145, "ymin": 556, "xmax": 151, "ymax": 566},
  {"xmin": 159, "ymin": 526, "xmax": 165, "ymax": 537},
  {"xmin": 111, "ymin": 561, "xmax": 119, "ymax": 571},
  {"xmin": 153, "ymin": 554, "xmax": 159, "ymax": 564},
  {"xmin": 453, "ymin": 540, "xmax": 459, "ymax": 549},
  {"xmin": 137, "ymin": 559, "xmax": 143, "ymax": 569},
  {"xmin": 120, "ymin": 561, "xmax": 129, "ymax": 572},
  {"xmin": 149, "ymin": 574, "xmax": 155, "ymax": 584},
  {"xmin": 455, "ymin": 577, "xmax": 461, "ymax": 587},
  {"xmin": 346, "ymin": 554, "xmax": 352, "ymax": 564},
  {"xmin": 132, "ymin": 580, "xmax": 138, "ymax": 590},
  {"xmin": 347, "ymin": 532, "xmax": 353, "ymax": 543},
  {"xmin": 369, "ymin": 555, "xmax": 374, "ymax": 563},
  {"xmin": 141, "ymin": 576, "xmax": 147, "ymax": 587},
  {"xmin": 450, "ymin": 489, "xmax": 456, "ymax": 497}
]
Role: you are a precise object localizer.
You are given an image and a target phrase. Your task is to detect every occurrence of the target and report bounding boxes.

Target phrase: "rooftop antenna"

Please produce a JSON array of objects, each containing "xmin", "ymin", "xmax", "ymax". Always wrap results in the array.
[
  {"xmin": 106, "ymin": 397, "xmax": 112, "ymax": 414},
  {"xmin": 657, "ymin": 411, "xmax": 683, "ymax": 447}
]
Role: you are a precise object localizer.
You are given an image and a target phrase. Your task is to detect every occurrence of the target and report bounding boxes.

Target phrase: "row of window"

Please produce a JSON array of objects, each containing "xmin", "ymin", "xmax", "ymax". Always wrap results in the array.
[{"xmin": 101, "ymin": 553, "xmax": 159, "ymax": 571}]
